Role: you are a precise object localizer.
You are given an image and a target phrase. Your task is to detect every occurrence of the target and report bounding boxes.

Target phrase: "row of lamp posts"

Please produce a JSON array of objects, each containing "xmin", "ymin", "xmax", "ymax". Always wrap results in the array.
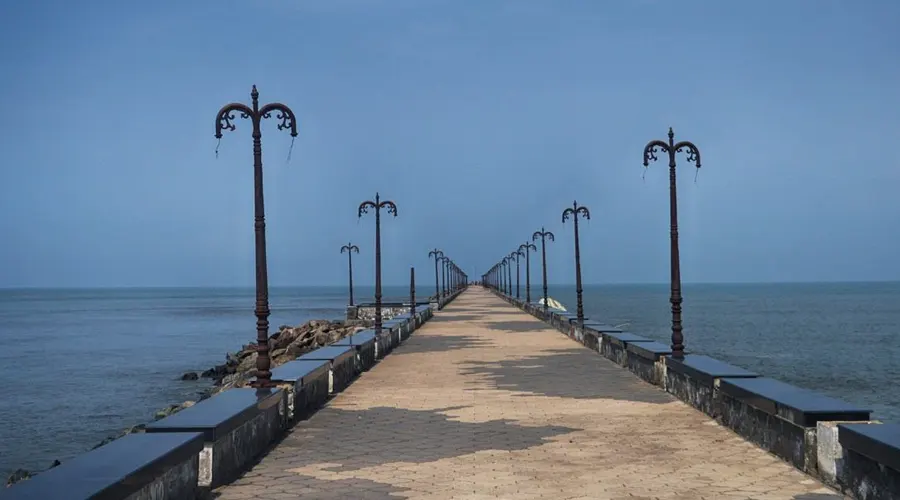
[
  {"xmin": 215, "ymin": 86, "xmax": 472, "ymax": 391},
  {"xmin": 482, "ymin": 127, "xmax": 701, "ymax": 360}
]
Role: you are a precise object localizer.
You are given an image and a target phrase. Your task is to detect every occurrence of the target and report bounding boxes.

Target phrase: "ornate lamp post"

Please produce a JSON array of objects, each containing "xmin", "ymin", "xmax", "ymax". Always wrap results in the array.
[
  {"xmin": 214, "ymin": 85, "xmax": 298, "ymax": 389},
  {"xmin": 439, "ymin": 256, "xmax": 450, "ymax": 298},
  {"xmin": 340, "ymin": 243, "xmax": 360, "ymax": 306},
  {"xmin": 358, "ymin": 193, "xmax": 398, "ymax": 334},
  {"xmin": 428, "ymin": 249, "xmax": 443, "ymax": 301},
  {"xmin": 504, "ymin": 255, "xmax": 514, "ymax": 296},
  {"xmin": 519, "ymin": 242, "xmax": 537, "ymax": 303},
  {"xmin": 498, "ymin": 260, "xmax": 506, "ymax": 295},
  {"xmin": 642, "ymin": 127, "xmax": 701, "ymax": 359},
  {"xmin": 532, "ymin": 228, "xmax": 555, "ymax": 311},
  {"xmin": 562, "ymin": 201, "xmax": 590, "ymax": 324},
  {"xmin": 511, "ymin": 250, "xmax": 523, "ymax": 300}
]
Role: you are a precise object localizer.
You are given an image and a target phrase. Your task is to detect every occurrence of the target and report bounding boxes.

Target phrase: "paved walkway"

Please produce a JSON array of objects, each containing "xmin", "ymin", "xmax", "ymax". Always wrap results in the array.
[{"xmin": 214, "ymin": 288, "xmax": 844, "ymax": 500}]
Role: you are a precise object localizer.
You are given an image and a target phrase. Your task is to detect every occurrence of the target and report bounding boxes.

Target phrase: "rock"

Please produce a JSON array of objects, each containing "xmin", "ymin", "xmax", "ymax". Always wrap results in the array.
[
  {"xmin": 6, "ymin": 468, "xmax": 31, "ymax": 486},
  {"xmin": 48, "ymin": 460, "xmax": 61, "ymax": 469},
  {"xmin": 153, "ymin": 400, "xmax": 195, "ymax": 421},
  {"xmin": 180, "ymin": 372, "xmax": 199, "ymax": 381}
]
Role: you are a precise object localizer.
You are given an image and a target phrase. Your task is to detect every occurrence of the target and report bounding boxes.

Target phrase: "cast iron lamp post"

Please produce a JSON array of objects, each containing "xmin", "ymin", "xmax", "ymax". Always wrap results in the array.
[
  {"xmin": 340, "ymin": 243, "xmax": 360, "ymax": 306},
  {"xmin": 512, "ymin": 249, "xmax": 523, "ymax": 300},
  {"xmin": 642, "ymin": 127, "xmax": 702, "ymax": 359},
  {"xmin": 428, "ymin": 249, "xmax": 443, "ymax": 301},
  {"xmin": 358, "ymin": 193, "xmax": 398, "ymax": 334},
  {"xmin": 499, "ymin": 260, "xmax": 506, "ymax": 295},
  {"xmin": 409, "ymin": 267, "xmax": 416, "ymax": 317},
  {"xmin": 214, "ymin": 85, "xmax": 298, "ymax": 389},
  {"xmin": 519, "ymin": 242, "xmax": 537, "ymax": 303},
  {"xmin": 504, "ymin": 255, "xmax": 514, "ymax": 296},
  {"xmin": 532, "ymin": 227, "xmax": 555, "ymax": 311},
  {"xmin": 439, "ymin": 256, "xmax": 450, "ymax": 298},
  {"xmin": 562, "ymin": 201, "xmax": 590, "ymax": 324}
]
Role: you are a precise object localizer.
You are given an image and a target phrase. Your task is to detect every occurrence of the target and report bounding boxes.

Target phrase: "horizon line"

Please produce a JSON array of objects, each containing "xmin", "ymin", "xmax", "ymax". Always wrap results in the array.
[{"xmin": 3, "ymin": 279, "xmax": 900, "ymax": 291}]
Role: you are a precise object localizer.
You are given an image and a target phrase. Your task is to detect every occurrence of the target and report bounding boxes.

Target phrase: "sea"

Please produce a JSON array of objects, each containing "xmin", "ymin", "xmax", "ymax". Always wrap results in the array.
[{"xmin": 0, "ymin": 283, "xmax": 898, "ymax": 476}]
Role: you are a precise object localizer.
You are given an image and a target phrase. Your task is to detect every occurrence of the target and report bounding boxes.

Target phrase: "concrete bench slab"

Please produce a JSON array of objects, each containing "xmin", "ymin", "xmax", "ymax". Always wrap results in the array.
[
  {"xmin": 719, "ymin": 377, "xmax": 871, "ymax": 473},
  {"xmin": 626, "ymin": 341, "xmax": 672, "ymax": 386},
  {"xmin": 0, "ymin": 432, "xmax": 204, "ymax": 500},
  {"xmin": 271, "ymin": 359, "xmax": 331, "ymax": 420},
  {"xmin": 834, "ymin": 423, "xmax": 900, "ymax": 498},
  {"xmin": 664, "ymin": 354, "xmax": 758, "ymax": 417},
  {"xmin": 332, "ymin": 330, "xmax": 378, "ymax": 371},
  {"xmin": 297, "ymin": 345, "xmax": 356, "ymax": 393},
  {"xmin": 144, "ymin": 388, "xmax": 285, "ymax": 489}
]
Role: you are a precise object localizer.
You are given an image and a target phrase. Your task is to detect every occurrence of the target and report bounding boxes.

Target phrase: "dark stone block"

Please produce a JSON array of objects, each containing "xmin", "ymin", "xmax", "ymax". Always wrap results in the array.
[
  {"xmin": 332, "ymin": 332, "xmax": 377, "ymax": 372},
  {"xmin": 582, "ymin": 322, "xmax": 622, "ymax": 333},
  {"xmin": 625, "ymin": 341, "xmax": 671, "ymax": 361},
  {"xmin": 271, "ymin": 360, "xmax": 330, "ymax": 420},
  {"xmin": 299, "ymin": 345, "xmax": 356, "ymax": 393},
  {"xmin": 665, "ymin": 355, "xmax": 758, "ymax": 386},
  {"xmin": 604, "ymin": 331, "xmax": 652, "ymax": 347},
  {"xmin": 839, "ymin": 423, "xmax": 900, "ymax": 474},
  {"xmin": 720, "ymin": 389, "xmax": 816, "ymax": 472},
  {"xmin": 626, "ymin": 350, "xmax": 666, "ymax": 386},
  {"xmin": 720, "ymin": 378, "xmax": 871, "ymax": 427},
  {"xmin": 146, "ymin": 388, "xmax": 284, "ymax": 442},
  {"xmin": 270, "ymin": 359, "xmax": 329, "ymax": 384},
  {"xmin": 0, "ymin": 433, "xmax": 203, "ymax": 500},
  {"xmin": 663, "ymin": 354, "xmax": 758, "ymax": 418}
]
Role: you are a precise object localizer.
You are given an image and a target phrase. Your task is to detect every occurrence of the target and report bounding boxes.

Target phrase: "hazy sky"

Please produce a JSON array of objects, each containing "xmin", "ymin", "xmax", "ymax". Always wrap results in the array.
[{"xmin": 1, "ymin": 0, "xmax": 898, "ymax": 288}]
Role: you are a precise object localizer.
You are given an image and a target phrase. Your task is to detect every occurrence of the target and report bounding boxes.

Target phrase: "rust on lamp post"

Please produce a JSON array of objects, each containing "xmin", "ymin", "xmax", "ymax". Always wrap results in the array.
[
  {"xmin": 340, "ymin": 243, "xmax": 360, "ymax": 306},
  {"xmin": 532, "ymin": 228, "xmax": 555, "ymax": 311},
  {"xmin": 519, "ymin": 242, "xmax": 537, "ymax": 303},
  {"xmin": 562, "ymin": 201, "xmax": 590, "ymax": 325},
  {"xmin": 428, "ymin": 249, "xmax": 443, "ymax": 301},
  {"xmin": 214, "ymin": 85, "xmax": 298, "ymax": 390},
  {"xmin": 358, "ymin": 193, "xmax": 398, "ymax": 335},
  {"xmin": 642, "ymin": 127, "xmax": 701, "ymax": 359}
]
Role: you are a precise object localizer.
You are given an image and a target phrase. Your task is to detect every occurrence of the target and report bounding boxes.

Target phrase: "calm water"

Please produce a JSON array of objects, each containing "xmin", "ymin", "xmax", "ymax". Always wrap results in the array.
[
  {"xmin": 0, "ymin": 286, "xmax": 409, "ymax": 476},
  {"xmin": 1, "ymin": 283, "xmax": 898, "ymax": 476}
]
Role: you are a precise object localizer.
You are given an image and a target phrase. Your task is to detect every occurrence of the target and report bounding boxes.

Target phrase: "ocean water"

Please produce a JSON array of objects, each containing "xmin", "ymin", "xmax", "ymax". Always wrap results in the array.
[
  {"xmin": 0, "ymin": 286, "xmax": 410, "ymax": 476},
  {"xmin": 539, "ymin": 282, "xmax": 900, "ymax": 424},
  {"xmin": 1, "ymin": 283, "xmax": 898, "ymax": 477}
]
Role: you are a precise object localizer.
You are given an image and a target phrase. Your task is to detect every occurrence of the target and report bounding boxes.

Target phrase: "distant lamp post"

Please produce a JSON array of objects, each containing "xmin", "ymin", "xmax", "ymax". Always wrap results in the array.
[
  {"xmin": 358, "ymin": 193, "xmax": 398, "ymax": 334},
  {"xmin": 409, "ymin": 267, "xmax": 416, "ymax": 317},
  {"xmin": 428, "ymin": 249, "xmax": 443, "ymax": 301},
  {"xmin": 511, "ymin": 250, "xmax": 523, "ymax": 300},
  {"xmin": 340, "ymin": 243, "xmax": 360, "ymax": 306},
  {"xmin": 439, "ymin": 256, "xmax": 450, "ymax": 298},
  {"xmin": 504, "ymin": 255, "xmax": 514, "ymax": 296},
  {"xmin": 642, "ymin": 127, "xmax": 701, "ymax": 359},
  {"xmin": 562, "ymin": 201, "xmax": 590, "ymax": 324},
  {"xmin": 532, "ymin": 228, "xmax": 555, "ymax": 311},
  {"xmin": 519, "ymin": 242, "xmax": 537, "ymax": 303},
  {"xmin": 214, "ymin": 85, "xmax": 298, "ymax": 389}
]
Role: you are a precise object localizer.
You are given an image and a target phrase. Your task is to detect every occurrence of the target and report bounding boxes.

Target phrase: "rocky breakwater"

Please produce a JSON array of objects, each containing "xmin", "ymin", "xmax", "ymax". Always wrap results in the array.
[{"xmin": 6, "ymin": 318, "xmax": 368, "ymax": 487}]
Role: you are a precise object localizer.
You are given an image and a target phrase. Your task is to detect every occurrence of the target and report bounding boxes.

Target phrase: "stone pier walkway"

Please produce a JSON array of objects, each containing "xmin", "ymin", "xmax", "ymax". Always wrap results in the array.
[{"xmin": 214, "ymin": 288, "xmax": 843, "ymax": 500}]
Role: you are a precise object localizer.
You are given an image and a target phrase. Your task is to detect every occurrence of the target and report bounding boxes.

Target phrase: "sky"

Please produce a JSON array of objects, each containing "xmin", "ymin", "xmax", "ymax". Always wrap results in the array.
[{"xmin": 1, "ymin": 0, "xmax": 899, "ymax": 288}]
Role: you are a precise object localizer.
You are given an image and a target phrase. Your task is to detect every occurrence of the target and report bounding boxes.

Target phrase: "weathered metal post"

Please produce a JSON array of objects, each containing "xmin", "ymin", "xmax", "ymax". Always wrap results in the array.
[{"xmin": 214, "ymin": 85, "xmax": 298, "ymax": 389}]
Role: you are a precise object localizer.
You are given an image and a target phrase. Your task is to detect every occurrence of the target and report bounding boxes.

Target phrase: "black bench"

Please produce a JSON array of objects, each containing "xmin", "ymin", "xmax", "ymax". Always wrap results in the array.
[
  {"xmin": 0, "ymin": 432, "xmax": 203, "ymax": 500},
  {"xmin": 297, "ymin": 344, "xmax": 357, "ymax": 393},
  {"xmin": 719, "ymin": 377, "xmax": 871, "ymax": 472},
  {"xmin": 625, "ymin": 341, "xmax": 672, "ymax": 386},
  {"xmin": 144, "ymin": 388, "xmax": 285, "ymax": 488},
  {"xmin": 332, "ymin": 330, "xmax": 378, "ymax": 371},
  {"xmin": 271, "ymin": 359, "xmax": 331, "ymax": 420},
  {"xmin": 664, "ymin": 354, "xmax": 758, "ymax": 417},
  {"xmin": 837, "ymin": 423, "xmax": 900, "ymax": 498}
]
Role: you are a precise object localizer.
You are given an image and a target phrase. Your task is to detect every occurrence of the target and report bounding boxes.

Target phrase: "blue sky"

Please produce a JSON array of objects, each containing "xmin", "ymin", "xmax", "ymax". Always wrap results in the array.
[{"xmin": 1, "ymin": 0, "xmax": 898, "ymax": 287}]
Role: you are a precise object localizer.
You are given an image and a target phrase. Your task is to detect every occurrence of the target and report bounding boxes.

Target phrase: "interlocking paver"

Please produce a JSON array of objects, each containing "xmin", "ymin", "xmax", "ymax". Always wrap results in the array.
[{"xmin": 213, "ymin": 288, "xmax": 846, "ymax": 499}]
